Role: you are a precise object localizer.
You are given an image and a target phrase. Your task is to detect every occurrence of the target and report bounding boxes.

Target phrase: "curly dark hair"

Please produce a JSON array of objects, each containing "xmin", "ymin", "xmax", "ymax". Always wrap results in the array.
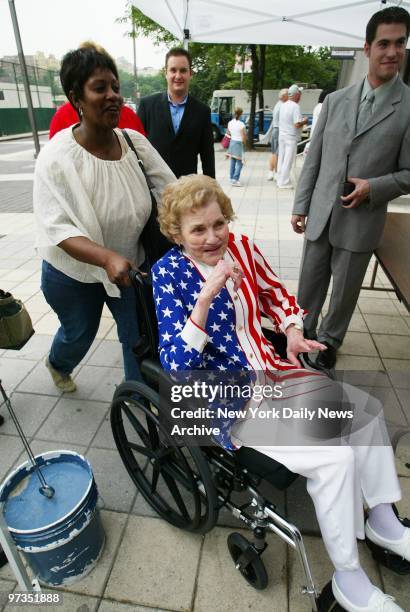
[
  {"xmin": 60, "ymin": 46, "xmax": 119, "ymax": 110},
  {"xmin": 366, "ymin": 6, "xmax": 410, "ymax": 45}
]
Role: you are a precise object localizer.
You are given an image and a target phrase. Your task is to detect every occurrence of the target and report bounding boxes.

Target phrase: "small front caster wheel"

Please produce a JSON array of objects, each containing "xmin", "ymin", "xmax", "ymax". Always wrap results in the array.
[{"xmin": 227, "ymin": 532, "xmax": 268, "ymax": 590}]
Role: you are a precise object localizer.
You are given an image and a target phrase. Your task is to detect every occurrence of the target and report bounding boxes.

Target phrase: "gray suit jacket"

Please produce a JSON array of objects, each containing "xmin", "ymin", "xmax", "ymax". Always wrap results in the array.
[{"xmin": 293, "ymin": 77, "xmax": 410, "ymax": 252}]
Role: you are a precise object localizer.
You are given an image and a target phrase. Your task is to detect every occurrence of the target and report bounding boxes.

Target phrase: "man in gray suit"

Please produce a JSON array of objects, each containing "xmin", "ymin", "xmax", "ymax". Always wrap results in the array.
[{"xmin": 292, "ymin": 6, "xmax": 410, "ymax": 370}]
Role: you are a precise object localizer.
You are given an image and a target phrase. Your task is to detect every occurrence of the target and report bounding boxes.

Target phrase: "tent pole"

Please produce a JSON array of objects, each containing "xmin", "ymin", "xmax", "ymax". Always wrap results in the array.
[{"xmin": 8, "ymin": 0, "xmax": 40, "ymax": 157}]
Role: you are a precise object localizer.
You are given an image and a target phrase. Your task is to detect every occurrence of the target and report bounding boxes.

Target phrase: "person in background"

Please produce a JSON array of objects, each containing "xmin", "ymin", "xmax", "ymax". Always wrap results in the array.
[
  {"xmin": 303, "ymin": 89, "xmax": 333, "ymax": 157},
  {"xmin": 49, "ymin": 41, "xmax": 145, "ymax": 139},
  {"xmin": 277, "ymin": 84, "xmax": 308, "ymax": 189},
  {"xmin": 292, "ymin": 6, "xmax": 410, "ymax": 370},
  {"xmin": 138, "ymin": 47, "xmax": 215, "ymax": 178},
  {"xmin": 267, "ymin": 88, "xmax": 288, "ymax": 181},
  {"xmin": 35, "ymin": 45, "xmax": 174, "ymax": 392},
  {"xmin": 226, "ymin": 107, "xmax": 247, "ymax": 186}
]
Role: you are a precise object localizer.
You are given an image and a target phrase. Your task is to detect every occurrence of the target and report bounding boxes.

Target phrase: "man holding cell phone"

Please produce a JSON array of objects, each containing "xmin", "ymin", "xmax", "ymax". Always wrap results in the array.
[{"xmin": 291, "ymin": 5, "xmax": 410, "ymax": 370}]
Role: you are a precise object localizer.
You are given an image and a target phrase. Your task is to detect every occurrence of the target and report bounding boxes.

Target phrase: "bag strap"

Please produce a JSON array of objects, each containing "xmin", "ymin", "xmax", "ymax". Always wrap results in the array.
[{"xmin": 121, "ymin": 129, "xmax": 156, "ymax": 192}]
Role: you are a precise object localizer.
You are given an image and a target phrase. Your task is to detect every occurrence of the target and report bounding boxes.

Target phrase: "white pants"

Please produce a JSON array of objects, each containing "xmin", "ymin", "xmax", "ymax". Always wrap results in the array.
[
  {"xmin": 277, "ymin": 135, "xmax": 297, "ymax": 187},
  {"xmin": 232, "ymin": 377, "xmax": 402, "ymax": 570}
]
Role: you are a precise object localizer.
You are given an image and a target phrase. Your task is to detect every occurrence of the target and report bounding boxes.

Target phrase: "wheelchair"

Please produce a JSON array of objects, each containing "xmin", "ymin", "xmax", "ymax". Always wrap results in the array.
[{"xmin": 110, "ymin": 271, "xmax": 410, "ymax": 612}]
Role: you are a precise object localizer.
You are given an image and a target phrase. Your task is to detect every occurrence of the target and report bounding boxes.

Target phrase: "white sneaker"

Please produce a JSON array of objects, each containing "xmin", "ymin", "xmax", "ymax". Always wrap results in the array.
[
  {"xmin": 365, "ymin": 520, "xmax": 410, "ymax": 561},
  {"xmin": 233, "ymin": 181, "xmax": 242, "ymax": 187},
  {"xmin": 267, "ymin": 171, "xmax": 274, "ymax": 181},
  {"xmin": 332, "ymin": 575, "xmax": 404, "ymax": 611},
  {"xmin": 277, "ymin": 183, "xmax": 293, "ymax": 190}
]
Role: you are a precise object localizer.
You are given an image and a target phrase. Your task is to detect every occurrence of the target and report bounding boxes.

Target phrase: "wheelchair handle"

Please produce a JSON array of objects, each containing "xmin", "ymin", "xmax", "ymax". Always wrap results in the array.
[{"xmin": 128, "ymin": 268, "xmax": 146, "ymax": 287}]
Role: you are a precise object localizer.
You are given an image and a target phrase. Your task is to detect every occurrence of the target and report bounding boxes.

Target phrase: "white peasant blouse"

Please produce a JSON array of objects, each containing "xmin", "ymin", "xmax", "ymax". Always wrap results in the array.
[{"xmin": 33, "ymin": 127, "xmax": 175, "ymax": 297}]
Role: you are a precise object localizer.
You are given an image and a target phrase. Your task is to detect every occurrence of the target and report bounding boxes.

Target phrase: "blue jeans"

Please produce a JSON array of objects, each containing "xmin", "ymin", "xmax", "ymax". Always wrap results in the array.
[
  {"xmin": 41, "ymin": 261, "xmax": 140, "ymax": 381},
  {"xmin": 230, "ymin": 157, "xmax": 243, "ymax": 181}
]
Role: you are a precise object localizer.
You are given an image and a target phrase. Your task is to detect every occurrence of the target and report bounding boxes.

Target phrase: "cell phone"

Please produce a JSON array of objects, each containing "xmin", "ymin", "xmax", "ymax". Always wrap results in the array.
[
  {"xmin": 342, "ymin": 181, "xmax": 355, "ymax": 199},
  {"xmin": 341, "ymin": 155, "xmax": 355, "ymax": 206}
]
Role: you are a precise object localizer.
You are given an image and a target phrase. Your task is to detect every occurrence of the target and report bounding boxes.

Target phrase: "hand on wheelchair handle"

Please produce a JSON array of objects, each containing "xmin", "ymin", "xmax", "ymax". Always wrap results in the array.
[
  {"xmin": 128, "ymin": 268, "xmax": 148, "ymax": 286},
  {"xmin": 103, "ymin": 252, "xmax": 137, "ymax": 287}
]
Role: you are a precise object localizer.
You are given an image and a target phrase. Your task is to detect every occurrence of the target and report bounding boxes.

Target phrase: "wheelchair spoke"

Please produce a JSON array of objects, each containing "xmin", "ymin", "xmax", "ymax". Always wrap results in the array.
[
  {"xmin": 151, "ymin": 460, "xmax": 160, "ymax": 494},
  {"xmin": 161, "ymin": 470, "xmax": 191, "ymax": 522},
  {"xmin": 127, "ymin": 442, "xmax": 154, "ymax": 458},
  {"xmin": 146, "ymin": 414, "xmax": 160, "ymax": 450},
  {"xmin": 123, "ymin": 404, "xmax": 151, "ymax": 447}
]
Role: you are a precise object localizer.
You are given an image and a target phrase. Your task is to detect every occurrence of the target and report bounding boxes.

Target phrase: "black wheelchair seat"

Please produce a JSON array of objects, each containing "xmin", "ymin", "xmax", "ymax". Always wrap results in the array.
[{"xmin": 236, "ymin": 447, "xmax": 298, "ymax": 490}]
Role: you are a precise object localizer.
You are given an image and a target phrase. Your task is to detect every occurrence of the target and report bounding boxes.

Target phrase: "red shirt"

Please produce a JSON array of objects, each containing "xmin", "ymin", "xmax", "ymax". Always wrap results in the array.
[{"xmin": 49, "ymin": 102, "xmax": 146, "ymax": 139}]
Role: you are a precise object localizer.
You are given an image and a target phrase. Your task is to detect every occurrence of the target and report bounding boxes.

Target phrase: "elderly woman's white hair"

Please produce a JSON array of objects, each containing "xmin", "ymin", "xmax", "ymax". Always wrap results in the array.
[{"xmin": 278, "ymin": 88, "xmax": 288, "ymax": 100}]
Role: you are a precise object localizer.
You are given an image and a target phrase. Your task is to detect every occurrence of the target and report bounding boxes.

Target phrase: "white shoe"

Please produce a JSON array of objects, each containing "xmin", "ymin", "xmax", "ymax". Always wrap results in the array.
[
  {"xmin": 277, "ymin": 183, "xmax": 293, "ymax": 190},
  {"xmin": 267, "ymin": 171, "xmax": 274, "ymax": 181},
  {"xmin": 232, "ymin": 181, "xmax": 242, "ymax": 187},
  {"xmin": 365, "ymin": 520, "xmax": 410, "ymax": 561},
  {"xmin": 332, "ymin": 575, "xmax": 404, "ymax": 611}
]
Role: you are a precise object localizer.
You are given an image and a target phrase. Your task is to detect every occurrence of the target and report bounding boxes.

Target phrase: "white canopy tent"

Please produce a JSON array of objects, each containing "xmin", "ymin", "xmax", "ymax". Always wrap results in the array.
[{"xmin": 131, "ymin": 0, "xmax": 410, "ymax": 48}]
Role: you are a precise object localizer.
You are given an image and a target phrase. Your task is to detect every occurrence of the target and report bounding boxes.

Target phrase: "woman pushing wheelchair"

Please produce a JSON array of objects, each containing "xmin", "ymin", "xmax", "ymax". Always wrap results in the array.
[{"xmin": 151, "ymin": 174, "xmax": 409, "ymax": 612}]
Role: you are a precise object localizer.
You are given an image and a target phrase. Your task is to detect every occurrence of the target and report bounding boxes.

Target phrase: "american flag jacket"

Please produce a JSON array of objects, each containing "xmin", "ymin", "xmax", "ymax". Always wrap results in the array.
[{"xmin": 151, "ymin": 233, "xmax": 307, "ymax": 449}]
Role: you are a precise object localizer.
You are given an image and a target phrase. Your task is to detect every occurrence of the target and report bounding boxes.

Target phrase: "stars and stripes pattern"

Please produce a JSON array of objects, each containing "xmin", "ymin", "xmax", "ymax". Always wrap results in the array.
[{"xmin": 151, "ymin": 233, "xmax": 308, "ymax": 449}]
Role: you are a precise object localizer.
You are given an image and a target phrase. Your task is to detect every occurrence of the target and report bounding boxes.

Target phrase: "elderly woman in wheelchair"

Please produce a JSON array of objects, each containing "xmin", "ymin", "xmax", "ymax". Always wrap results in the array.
[{"xmin": 110, "ymin": 174, "xmax": 409, "ymax": 612}]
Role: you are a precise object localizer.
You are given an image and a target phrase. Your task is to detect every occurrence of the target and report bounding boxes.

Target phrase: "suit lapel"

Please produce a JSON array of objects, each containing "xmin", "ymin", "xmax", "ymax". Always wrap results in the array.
[
  {"xmin": 344, "ymin": 81, "xmax": 363, "ymax": 137},
  {"xmin": 354, "ymin": 76, "xmax": 403, "ymax": 139},
  {"xmin": 162, "ymin": 92, "xmax": 175, "ymax": 136}
]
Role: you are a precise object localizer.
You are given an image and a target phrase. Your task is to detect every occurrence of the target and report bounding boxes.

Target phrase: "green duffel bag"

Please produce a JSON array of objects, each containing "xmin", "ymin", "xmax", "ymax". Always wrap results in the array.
[{"xmin": 0, "ymin": 289, "xmax": 34, "ymax": 350}]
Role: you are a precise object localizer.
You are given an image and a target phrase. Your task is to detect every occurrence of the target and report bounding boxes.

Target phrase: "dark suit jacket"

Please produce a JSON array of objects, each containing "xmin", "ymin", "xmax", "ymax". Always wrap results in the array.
[{"xmin": 138, "ymin": 92, "xmax": 215, "ymax": 178}]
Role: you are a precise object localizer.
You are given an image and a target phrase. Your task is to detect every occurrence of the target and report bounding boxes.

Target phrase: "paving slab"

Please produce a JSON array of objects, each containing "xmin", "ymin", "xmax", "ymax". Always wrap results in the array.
[
  {"xmin": 360, "ymin": 386, "xmax": 408, "ymax": 428},
  {"xmin": 364, "ymin": 314, "xmax": 410, "ymax": 336},
  {"xmin": 105, "ymin": 515, "xmax": 202, "ymax": 610},
  {"xmin": 335, "ymin": 355, "xmax": 383, "ymax": 371},
  {"xmin": 0, "ymin": 359, "xmax": 37, "ymax": 394},
  {"xmin": 59, "ymin": 510, "xmax": 127, "ymax": 598},
  {"xmin": 86, "ymin": 448, "xmax": 137, "ymax": 513},
  {"xmin": 0, "ymin": 393, "xmax": 57, "ymax": 437},
  {"xmin": 35, "ymin": 398, "xmax": 108, "ymax": 446},
  {"xmin": 0, "ymin": 434, "xmax": 26, "ymax": 482},
  {"xmin": 92, "ymin": 413, "xmax": 117, "ymax": 450},
  {"xmin": 15, "ymin": 360, "xmax": 63, "ymax": 397},
  {"xmin": 194, "ymin": 526, "xmax": 287, "ymax": 612},
  {"xmin": 338, "ymin": 332, "xmax": 378, "ymax": 357},
  {"xmin": 374, "ymin": 335, "xmax": 410, "ymax": 360},
  {"xmin": 358, "ymin": 298, "xmax": 400, "ymax": 316},
  {"xmin": 3, "ymin": 589, "xmax": 99, "ymax": 612},
  {"xmin": 71, "ymin": 366, "xmax": 123, "ymax": 402},
  {"xmin": 0, "ymin": 579, "xmax": 16, "ymax": 611},
  {"xmin": 87, "ymin": 341, "xmax": 123, "ymax": 368},
  {"xmin": 99, "ymin": 602, "xmax": 169, "ymax": 612}
]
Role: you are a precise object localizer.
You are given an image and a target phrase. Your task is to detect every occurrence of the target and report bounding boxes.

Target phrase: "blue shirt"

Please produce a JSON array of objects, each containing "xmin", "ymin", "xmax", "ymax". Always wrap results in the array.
[{"xmin": 168, "ymin": 93, "xmax": 188, "ymax": 134}]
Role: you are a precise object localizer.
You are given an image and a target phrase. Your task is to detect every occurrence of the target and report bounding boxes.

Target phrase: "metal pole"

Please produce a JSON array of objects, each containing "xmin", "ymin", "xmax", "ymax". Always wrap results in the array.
[
  {"xmin": 132, "ymin": 19, "xmax": 139, "ymax": 107},
  {"xmin": 8, "ymin": 0, "xmax": 40, "ymax": 157}
]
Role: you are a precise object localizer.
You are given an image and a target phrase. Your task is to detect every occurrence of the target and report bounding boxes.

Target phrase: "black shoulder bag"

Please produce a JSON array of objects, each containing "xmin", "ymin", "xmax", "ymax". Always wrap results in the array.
[{"xmin": 122, "ymin": 130, "xmax": 173, "ymax": 265}]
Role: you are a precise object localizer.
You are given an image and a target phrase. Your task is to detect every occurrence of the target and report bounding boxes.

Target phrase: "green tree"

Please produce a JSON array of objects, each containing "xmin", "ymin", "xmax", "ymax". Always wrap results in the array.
[{"xmin": 125, "ymin": 4, "xmax": 340, "ymax": 145}]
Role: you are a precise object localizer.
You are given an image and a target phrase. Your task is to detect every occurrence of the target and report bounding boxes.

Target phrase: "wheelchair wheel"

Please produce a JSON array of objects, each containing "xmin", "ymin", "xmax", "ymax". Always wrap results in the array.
[
  {"xmin": 111, "ymin": 380, "xmax": 219, "ymax": 533},
  {"xmin": 227, "ymin": 532, "xmax": 268, "ymax": 590}
]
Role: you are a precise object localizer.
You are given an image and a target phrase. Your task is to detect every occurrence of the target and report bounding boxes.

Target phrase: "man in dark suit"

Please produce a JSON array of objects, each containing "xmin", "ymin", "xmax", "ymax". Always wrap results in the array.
[
  {"xmin": 292, "ymin": 6, "xmax": 410, "ymax": 371},
  {"xmin": 138, "ymin": 48, "xmax": 215, "ymax": 178}
]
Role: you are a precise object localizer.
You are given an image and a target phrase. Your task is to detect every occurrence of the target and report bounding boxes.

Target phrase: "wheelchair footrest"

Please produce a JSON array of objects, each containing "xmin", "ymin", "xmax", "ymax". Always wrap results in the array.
[{"xmin": 365, "ymin": 536, "xmax": 410, "ymax": 575}]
